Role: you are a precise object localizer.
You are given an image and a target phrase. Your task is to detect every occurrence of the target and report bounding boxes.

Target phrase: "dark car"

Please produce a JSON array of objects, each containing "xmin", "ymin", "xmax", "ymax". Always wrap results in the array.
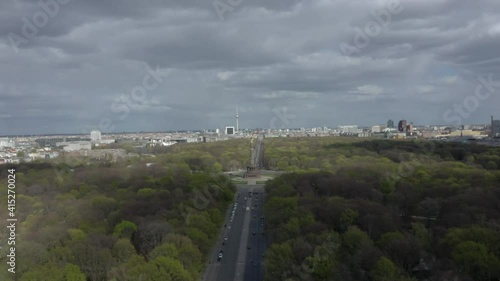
[{"xmin": 247, "ymin": 245, "xmax": 251, "ymax": 249}]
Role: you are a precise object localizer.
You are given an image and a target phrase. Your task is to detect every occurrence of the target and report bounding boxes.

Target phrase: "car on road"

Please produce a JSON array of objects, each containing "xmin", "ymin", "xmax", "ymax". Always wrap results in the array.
[
  {"xmin": 218, "ymin": 252, "xmax": 223, "ymax": 261},
  {"xmin": 252, "ymin": 231, "xmax": 256, "ymax": 235},
  {"xmin": 224, "ymin": 236, "xmax": 228, "ymax": 241},
  {"xmin": 247, "ymin": 245, "xmax": 251, "ymax": 249}
]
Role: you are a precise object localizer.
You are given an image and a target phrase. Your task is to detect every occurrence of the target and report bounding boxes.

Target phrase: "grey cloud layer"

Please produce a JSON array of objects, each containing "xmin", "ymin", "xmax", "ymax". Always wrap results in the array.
[{"xmin": 1, "ymin": 0, "xmax": 499, "ymax": 134}]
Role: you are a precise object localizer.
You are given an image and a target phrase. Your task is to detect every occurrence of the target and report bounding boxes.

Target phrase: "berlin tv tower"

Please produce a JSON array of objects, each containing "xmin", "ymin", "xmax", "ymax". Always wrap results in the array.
[{"xmin": 236, "ymin": 106, "xmax": 239, "ymax": 134}]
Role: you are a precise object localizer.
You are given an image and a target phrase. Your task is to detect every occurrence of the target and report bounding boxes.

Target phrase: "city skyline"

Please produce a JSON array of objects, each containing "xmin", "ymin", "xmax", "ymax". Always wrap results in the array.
[{"xmin": 1, "ymin": 0, "xmax": 500, "ymax": 135}]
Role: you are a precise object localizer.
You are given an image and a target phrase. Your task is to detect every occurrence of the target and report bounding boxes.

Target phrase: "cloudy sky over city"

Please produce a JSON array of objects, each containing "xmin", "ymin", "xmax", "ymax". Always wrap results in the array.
[{"xmin": 1, "ymin": 0, "xmax": 500, "ymax": 135}]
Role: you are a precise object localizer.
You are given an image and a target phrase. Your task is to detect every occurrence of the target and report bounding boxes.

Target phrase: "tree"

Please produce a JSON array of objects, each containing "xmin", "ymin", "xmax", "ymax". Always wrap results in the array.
[
  {"xmin": 72, "ymin": 243, "xmax": 115, "ymax": 281},
  {"xmin": 416, "ymin": 198, "xmax": 439, "ymax": 226},
  {"xmin": 150, "ymin": 256, "xmax": 192, "ymax": 281},
  {"xmin": 159, "ymin": 234, "xmax": 202, "ymax": 272},
  {"xmin": 91, "ymin": 195, "xmax": 118, "ymax": 219},
  {"xmin": 212, "ymin": 162, "xmax": 223, "ymax": 172},
  {"xmin": 184, "ymin": 228, "xmax": 210, "ymax": 253},
  {"xmin": 310, "ymin": 255, "xmax": 336, "ymax": 281},
  {"xmin": 20, "ymin": 263, "xmax": 64, "ymax": 281},
  {"xmin": 264, "ymin": 243, "xmax": 294, "ymax": 281},
  {"xmin": 137, "ymin": 188, "xmax": 156, "ymax": 198},
  {"xmin": 149, "ymin": 243, "xmax": 178, "ymax": 260},
  {"xmin": 63, "ymin": 264, "xmax": 86, "ymax": 281},
  {"xmin": 371, "ymin": 257, "xmax": 400, "ymax": 281},
  {"xmin": 445, "ymin": 226, "xmax": 500, "ymax": 257},
  {"xmin": 340, "ymin": 226, "xmax": 373, "ymax": 257},
  {"xmin": 485, "ymin": 161, "xmax": 498, "ymax": 170},
  {"xmin": 113, "ymin": 238, "xmax": 137, "ymax": 263},
  {"xmin": 113, "ymin": 220, "xmax": 138, "ymax": 240},
  {"xmin": 378, "ymin": 232, "xmax": 421, "ymax": 273},
  {"xmin": 452, "ymin": 241, "xmax": 500, "ymax": 281},
  {"xmin": 132, "ymin": 221, "xmax": 171, "ymax": 257},
  {"xmin": 410, "ymin": 223, "xmax": 431, "ymax": 250},
  {"xmin": 67, "ymin": 228, "xmax": 87, "ymax": 242},
  {"xmin": 339, "ymin": 208, "xmax": 359, "ymax": 233}
]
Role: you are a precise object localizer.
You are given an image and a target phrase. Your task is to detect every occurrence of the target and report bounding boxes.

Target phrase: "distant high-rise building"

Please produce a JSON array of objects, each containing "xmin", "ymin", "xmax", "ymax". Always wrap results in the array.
[
  {"xmin": 236, "ymin": 107, "xmax": 239, "ymax": 134},
  {"xmin": 406, "ymin": 123, "xmax": 413, "ymax": 133},
  {"xmin": 398, "ymin": 120, "xmax": 407, "ymax": 132},
  {"xmin": 387, "ymin": 119, "xmax": 394, "ymax": 128},
  {"xmin": 225, "ymin": 126, "xmax": 235, "ymax": 135},
  {"xmin": 492, "ymin": 116, "xmax": 500, "ymax": 138},
  {"xmin": 90, "ymin": 130, "xmax": 101, "ymax": 142}
]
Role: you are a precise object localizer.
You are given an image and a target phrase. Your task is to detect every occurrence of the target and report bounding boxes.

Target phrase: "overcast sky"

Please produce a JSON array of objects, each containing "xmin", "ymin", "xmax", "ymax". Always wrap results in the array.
[{"xmin": 1, "ymin": 0, "xmax": 500, "ymax": 135}]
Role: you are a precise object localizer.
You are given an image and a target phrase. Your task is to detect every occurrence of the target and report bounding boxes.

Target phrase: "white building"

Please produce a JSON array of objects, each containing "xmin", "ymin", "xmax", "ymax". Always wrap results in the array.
[
  {"xmin": 100, "ymin": 139, "xmax": 115, "ymax": 144},
  {"xmin": 0, "ymin": 138, "xmax": 15, "ymax": 148},
  {"xmin": 90, "ymin": 130, "xmax": 102, "ymax": 142},
  {"xmin": 371, "ymin": 125, "xmax": 387, "ymax": 133},
  {"xmin": 371, "ymin": 125, "xmax": 381, "ymax": 133},
  {"xmin": 60, "ymin": 141, "xmax": 92, "ymax": 152},
  {"xmin": 338, "ymin": 125, "xmax": 359, "ymax": 134},
  {"xmin": 383, "ymin": 128, "xmax": 398, "ymax": 133}
]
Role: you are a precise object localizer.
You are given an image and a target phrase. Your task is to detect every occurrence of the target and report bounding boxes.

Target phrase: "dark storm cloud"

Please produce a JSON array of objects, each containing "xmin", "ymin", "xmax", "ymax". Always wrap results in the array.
[{"xmin": 1, "ymin": 0, "xmax": 499, "ymax": 134}]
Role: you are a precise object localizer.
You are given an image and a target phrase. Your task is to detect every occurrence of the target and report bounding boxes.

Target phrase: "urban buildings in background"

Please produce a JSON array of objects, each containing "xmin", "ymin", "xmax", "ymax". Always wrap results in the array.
[
  {"xmin": 1, "ymin": 116, "xmax": 500, "ymax": 165},
  {"xmin": 492, "ymin": 116, "xmax": 500, "ymax": 138},
  {"xmin": 398, "ymin": 120, "xmax": 407, "ymax": 132},
  {"xmin": 90, "ymin": 130, "xmax": 101, "ymax": 142},
  {"xmin": 387, "ymin": 119, "xmax": 394, "ymax": 129},
  {"xmin": 225, "ymin": 126, "xmax": 235, "ymax": 135}
]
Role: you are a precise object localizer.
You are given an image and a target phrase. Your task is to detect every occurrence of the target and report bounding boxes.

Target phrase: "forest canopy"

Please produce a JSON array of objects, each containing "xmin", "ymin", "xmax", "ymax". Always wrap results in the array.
[{"xmin": 262, "ymin": 138, "xmax": 500, "ymax": 281}]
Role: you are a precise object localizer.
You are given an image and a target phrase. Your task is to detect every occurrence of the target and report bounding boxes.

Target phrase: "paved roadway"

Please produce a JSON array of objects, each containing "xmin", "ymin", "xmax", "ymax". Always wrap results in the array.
[{"xmin": 202, "ymin": 184, "xmax": 266, "ymax": 281}]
